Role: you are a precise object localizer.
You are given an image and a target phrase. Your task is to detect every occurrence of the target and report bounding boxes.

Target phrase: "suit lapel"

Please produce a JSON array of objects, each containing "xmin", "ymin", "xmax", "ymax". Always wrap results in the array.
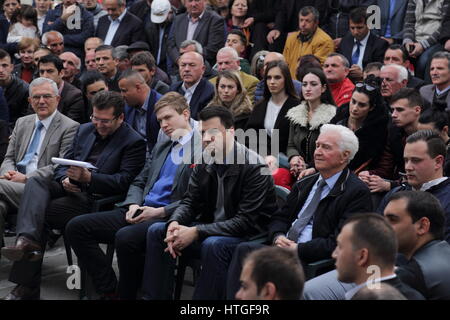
[
  {"xmin": 112, "ymin": 13, "xmax": 128, "ymax": 46},
  {"xmin": 193, "ymin": 11, "xmax": 208, "ymax": 40},
  {"xmin": 179, "ymin": 15, "xmax": 189, "ymax": 41},
  {"xmin": 80, "ymin": 128, "xmax": 97, "ymax": 162},
  {"xmin": 18, "ymin": 117, "xmax": 36, "ymax": 162},
  {"xmin": 38, "ymin": 112, "xmax": 61, "ymax": 163},
  {"xmin": 189, "ymin": 79, "xmax": 203, "ymax": 114},
  {"xmin": 95, "ymin": 124, "xmax": 125, "ymax": 170},
  {"xmin": 362, "ymin": 34, "xmax": 374, "ymax": 66}
]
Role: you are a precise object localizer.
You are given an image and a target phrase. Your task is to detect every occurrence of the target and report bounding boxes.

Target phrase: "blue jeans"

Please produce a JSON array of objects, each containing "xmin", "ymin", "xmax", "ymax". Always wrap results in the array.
[{"xmin": 141, "ymin": 222, "xmax": 245, "ymax": 300}]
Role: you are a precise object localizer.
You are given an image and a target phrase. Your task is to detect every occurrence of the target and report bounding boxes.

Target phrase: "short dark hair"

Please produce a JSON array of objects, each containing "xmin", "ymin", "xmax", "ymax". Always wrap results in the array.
[
  {"xmin": 388, "ymin": 191, "xmax": 445, "ymax": 240},
  {"xmin": 130, "ymin": 51, "xmax": 156, "ymax": 71},
  {"xmin": 296, "ymin": 54, "xmax": 322, "ymax": 81},
  {"xmin": 364, "ymin": 62, "xmax": 383, "ymax": 73},
  {"xmin": 95, "ymin": 44, "xmax": 114, "ymax": 55},
  {"xmin": 0, "ymin": 49, "xmax": 11, "ymax": 62},
  {"xmin": 387, "ymin": 44, "xmax": 409, "ymax": 63},
  {"xmin": 228, "ymin": 29, "xmax": 248, "ymax": 46},
  {"xmin": 390, "ymin": 88, "xmax": 423, "ymax": 109},
  {"xmin": 299, "ymin": 67, "xmax": 336, "ymax": 106},
  {"xmin": 244, "ymin": 247, "xmax": 305, "ymax": 300},
  {"xmin": 38, "ymin": 54, "xmax": 63, "ymax": 72},
  {"xmin": 406, "ymin": 129, "xmax": 446, "ymax": 159},
  {"xmin": 91, "ymin": 90, "xmax": 124, "ymax": 117},
  {"xmin": 299, "ymin": 6, "xmax": 320, "ymax": 22},
  {"xmin": 419, "ymin": 107, "xmax": 449, "ymax": 131},
  {"xmin": 198, "ymin": 105, "xmax": 235, "ymax": 129},
  {"xmin": 81, "ymin": 70, "xmax": 107, "ymax": 94},
  {"xmin": 349, "ymin": 6, "xmax": 368, "ymax": 24},
  {"xmin": 344, "ymin": 213, "xmax": 397, "ymax": 268}
]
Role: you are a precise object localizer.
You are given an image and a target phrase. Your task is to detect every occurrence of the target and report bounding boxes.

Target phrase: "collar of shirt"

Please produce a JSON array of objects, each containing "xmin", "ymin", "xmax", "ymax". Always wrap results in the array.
[
  {"xmin": 182, "ymin": 79, "xmax": 201, "ymax": 95},
  {"xmin": 345, "ymin": 274, "xmax": 397, "ymax": 300},
  {"xmin": 188, "ymin": 10, "xmax": 205, "ymax": 23},
  {"xmin": 173, "ymin": 128, "xmax": 194, "ymax": 147},
  {"xmin": 419, "ymin": 177, "xmax": 448, "ymax": 191},
  {"xmin": 109, "ymin": 8, "xmax": 127, "ymax": 23},
  {"xmin": 319, "ymin": 170, "xmax": 342, "ymax": 192},
  {"xmin": 36, "ymin": 109, "xmax": 58, "ymax": 130},
  {"xmin": 140, "ymin": 91, "xmax": 151, "ymax": 112},
  {"xmin": 435, "ymin": 84, "xmax": 450, "ymax": 96},
  {"xmin": 355, "ymin": 32, "xmax": 370, "ymax": 47}
]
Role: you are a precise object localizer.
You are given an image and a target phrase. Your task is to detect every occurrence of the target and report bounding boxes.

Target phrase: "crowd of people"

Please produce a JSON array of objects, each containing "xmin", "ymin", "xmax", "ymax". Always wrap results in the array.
[{"xmin": 0, "ymin": 0, "xmax": 449, "ymax": 301}]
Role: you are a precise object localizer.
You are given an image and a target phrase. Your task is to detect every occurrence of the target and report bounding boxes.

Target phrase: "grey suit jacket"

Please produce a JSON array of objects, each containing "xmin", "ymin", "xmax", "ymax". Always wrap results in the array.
[
  {"xmin": 117, "ymin": 131, "xmax": 201, "ymax": 217},
  {"xmin": 420, "ymin": 84, "xmax": 450, "ymax": 111},
  {"xmin": 0, "ymin": 111, "xmax": 79, "ymax": 179},
  {"xmin": 167, "ymin": 9, "xmax": 226, "ymax": 65}
]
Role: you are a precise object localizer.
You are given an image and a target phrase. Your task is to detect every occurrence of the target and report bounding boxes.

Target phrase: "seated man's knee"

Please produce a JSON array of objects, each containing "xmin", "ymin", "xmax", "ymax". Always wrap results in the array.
[{"xmin": 146, "ymin": 222, "xmax": 167, "ymax": 242}]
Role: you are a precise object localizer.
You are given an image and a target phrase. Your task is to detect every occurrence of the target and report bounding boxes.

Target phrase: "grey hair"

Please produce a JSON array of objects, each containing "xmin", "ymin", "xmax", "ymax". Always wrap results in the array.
[
  {"xmin": 29, "ymin": 77, "xmax": 59, "ymax": 96},
  {"xmin": 42, "ymin": 31, "xmax": 63, "ymax": 46},
  {"xmin": 299, "ymin": 6, "xmax": 320, "ymax": 22},
  {"xmin": 327, "ymin": 52, "xmax": 350, "ymax": 68},
  {"xmin": 381, "ymin": 64, "xmax": 408, "ymax": 83},
  {"xmin": 217, "ymin": 47, "xmax": 239, "ymax": 61},
  {"xmin": 320, "ymin": 124, "xmax": 359, "ymax": 162},
  {"xmin": 113, "ymin": 45, "xmax": 129, "ymax": 61},
  {"xmin": 431, "ymin": 51, "xmax": 450, "ymax": 69},
  {"xmin": 61, "ymin": 52, "xmax": 81, "ymax": 70},
  {"xmin": 180, "ymin": 40, "xmax": 203, "ymax": 55}
]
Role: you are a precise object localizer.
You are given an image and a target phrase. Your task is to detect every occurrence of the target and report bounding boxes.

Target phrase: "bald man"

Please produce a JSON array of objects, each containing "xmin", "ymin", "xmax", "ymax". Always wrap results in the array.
[
  {"xmin": 254, "ymin": 52, "xmax": 302, "ymax": 104},
  {"xmin": 59, "ymin": 52, "xmax": 82, "ymax": 89},
  {"xmin": 169, "ymin": 51, "xmax": 214, "ymax": 120}
]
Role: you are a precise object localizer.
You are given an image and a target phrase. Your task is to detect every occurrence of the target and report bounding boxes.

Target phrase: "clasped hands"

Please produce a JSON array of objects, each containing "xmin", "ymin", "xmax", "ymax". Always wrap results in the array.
[
  {"xmin": 164, "ymin": 221, "xmax": 198, "ymax": 259},
  {"xmin": 1, "ymin": 170, "xmax": 27, "ymax": 183}
]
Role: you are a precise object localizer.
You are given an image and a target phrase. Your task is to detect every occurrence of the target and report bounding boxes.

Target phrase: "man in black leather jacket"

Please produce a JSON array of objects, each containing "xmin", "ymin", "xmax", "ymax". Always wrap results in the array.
[{"xmin": 141, "ymin": 105, "xmax": 277, "ymax": 300}]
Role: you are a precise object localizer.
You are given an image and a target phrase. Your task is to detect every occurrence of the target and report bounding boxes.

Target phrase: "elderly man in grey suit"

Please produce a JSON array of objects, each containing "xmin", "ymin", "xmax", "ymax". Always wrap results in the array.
[
  {"xmin": 167, "ymin": 0, "xmax": 225, "ymax": 67},
  {"xmin": 0, "ymin": 77, "xmax": 79, "ymax": 246},
  {"xmin": 65, "ymin": 91, "xmax": 201, "ymax": 300},
  {"xmin": 420, "ymin": 51, "xmax": 450, "ymax": 110}
]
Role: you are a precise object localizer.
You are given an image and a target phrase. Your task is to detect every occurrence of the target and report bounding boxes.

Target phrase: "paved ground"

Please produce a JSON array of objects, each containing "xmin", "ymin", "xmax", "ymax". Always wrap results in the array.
[{"xmin": 0, "ymin": 236, "xmax": 194, "ymax": 300}]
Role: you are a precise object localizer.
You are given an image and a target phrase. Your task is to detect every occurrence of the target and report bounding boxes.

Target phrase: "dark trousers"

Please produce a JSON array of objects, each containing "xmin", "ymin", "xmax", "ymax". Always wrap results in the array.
[
  {"xmin": 10, "ymin": 176, "xmax": 93, "ymax": 287},
  {"xmin": 226, "ymin": 241, "xmax": 265, "ymax": 300},
  {"xmin": 65, "ymin": 209, "xmax": 163, "ymax": 299},
  {"xmin": 142, "ymin": 222, "xmax": 244, "ymax": 300}
]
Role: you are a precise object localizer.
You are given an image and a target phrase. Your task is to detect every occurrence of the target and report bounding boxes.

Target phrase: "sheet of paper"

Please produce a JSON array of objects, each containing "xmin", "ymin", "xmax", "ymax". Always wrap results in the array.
[{"xmin": 51, "ymin": 157, "xmax": 97, "ymax": 170}]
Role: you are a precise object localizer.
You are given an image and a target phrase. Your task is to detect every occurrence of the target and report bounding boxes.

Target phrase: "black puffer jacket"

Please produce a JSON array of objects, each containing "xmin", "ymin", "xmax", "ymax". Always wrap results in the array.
[
  {"xmin": 268, "ymin": 168, "xmax": 372, "ymax": 262},
  {"xmin": 168, "ymin": 142, "xmax": 277, "ymax": 240}
]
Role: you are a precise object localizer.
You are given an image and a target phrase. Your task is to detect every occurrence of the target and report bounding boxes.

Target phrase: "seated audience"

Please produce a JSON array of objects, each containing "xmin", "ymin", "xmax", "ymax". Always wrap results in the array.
[
  {"xmin": 95, "ymin": 45, "xmax": 121, "ymax": 92},
  {"xmin": 225, "ymin": 29, "xmax": 251, "ymax": 73},
  {"xmin": 1, "ymin": 91, "xmax": 146, "ymax": 300},
  {"xmin": 13, "ymin": 37, "xmax": 40, "ymax": 83},
  {"xmin": 41, "ymin": 31, "xmax": 65, "ymax": 56},
  {"xmin": 59, "ymin": 51, "xmax": 82, "ymax": 89},
  {"xmin": 379, "ymin": 64, "xmax": 409, "ymax": 104},
  {"xmin": 420, "ymin": 51, "xmax": 450, "ymax": 110},
  {"xmin": 130, "ymin": 52, "xmax": 170, "ymax": 95},
  {"xmin": 323, "ymin": 53, "xmax": 355, "ymax": 107}
]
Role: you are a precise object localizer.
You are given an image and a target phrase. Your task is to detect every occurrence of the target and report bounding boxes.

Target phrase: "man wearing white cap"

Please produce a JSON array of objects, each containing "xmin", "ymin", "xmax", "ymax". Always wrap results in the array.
[{"xmin": 144, "ymin": 0, "xmax": 174, "ymax": 73}]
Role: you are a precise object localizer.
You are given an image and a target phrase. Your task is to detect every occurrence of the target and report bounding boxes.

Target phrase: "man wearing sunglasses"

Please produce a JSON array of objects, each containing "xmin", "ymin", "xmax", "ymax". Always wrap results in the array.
[{"xmin": 1, "ymin": 90, "xmax": 146, "ymax": 300}]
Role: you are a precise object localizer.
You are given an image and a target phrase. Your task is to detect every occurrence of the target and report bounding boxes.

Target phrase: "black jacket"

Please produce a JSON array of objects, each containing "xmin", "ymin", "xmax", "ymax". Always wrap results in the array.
[
  {"xmin": 268, "ymin": 168, "xmax": 372, "ymax": 263},
  {"xmin": 246, "ymin": 95, "xmax": 300, "ymax": 155},
  {"xmin": 96, "ymin": 11, "xmax": 143, "ymax": 47},
  {"xmin": 2, "ymin": 75, "xmax": 29, "ymax": 128},
  {"xmin": 338, "ymin": 32, "xmax": 389, "ymax": 68},
  {"xmin": 168, "ymin": 142, "xmax": 277, "ymax": 240},
  {"xmin": 58, "ymin": 81, "xmax": 86, "ymax": 123}
]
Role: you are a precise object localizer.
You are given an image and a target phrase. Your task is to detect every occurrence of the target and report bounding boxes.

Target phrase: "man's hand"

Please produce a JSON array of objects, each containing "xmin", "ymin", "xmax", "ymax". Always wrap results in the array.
[
  {"xmin": 367, "ymin": 174, "xmax": 391, "ymax": 193},
  {"xmin": 267, "ymin": 30, "xmax": 281, "ymax": 44},
  {"xmin": 129, "ymin": 206, "xmax": 165, "ymax": 224},
  {"xmin": 445, "ymin": 39, "xmax": 450, "ymax": 52},
  {"xmin": 125, "ymin": 204, "xmax": 141, "ymax": 223},
  {"xmin": 333, "ymin": 38, "xmax": 342, "ymax": 50},
  {"xmin": 243, "ymin": 17, "xmax": 254, "ymax": 28},
  {"xmin": 66, "ymin": 166, "xmax": 91, "ymax": 183},
  {"xmin": 61, "ymin": 4, "xmax": 77, "ymax": 21},
  {"xmin": 171, "ymin": 225, "xmax": 198, "ymax": 252},
  {"xmin": 289, "ymin": 155, "xmax": 305, "ymax": 178},
  {"xmin": 358, "ymin": 170, "xmax": 371, "ymax": 184},
  {"xmin": 408, "ymin": 42, "xmax": 424, "ymax": 58},
  {"xmin": 274, "ymin": 235, "xmax": 298, "ymax": 251},
  {"xmin": 8, "ymin": 171, "xmax": 27, "ymax": 183},
  {"xmin": 349, "ymin": 65, "xmax": 363, "ymax": 82},
  {"xmin": 62, "ymin": 177, "xmax": 81, "ymax": 193},
  {"xmin": 298, "ymin": 167, "xmax": 316, "ymax": 180},
  {"xmin": 164, "ymin": 221, "xmax": 181, "ymax": 258}
]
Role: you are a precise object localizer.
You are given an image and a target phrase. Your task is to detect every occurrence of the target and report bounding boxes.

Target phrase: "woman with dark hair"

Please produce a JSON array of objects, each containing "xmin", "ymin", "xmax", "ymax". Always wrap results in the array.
[
  {"xmin": 207, "ymin": 70, "xmax": 253, "ymax": 130},
  {"xmin": 286, "ymin": 67, "xmax": 337, "ymax": 178},
  {"xmin": 246, "ymin": 60, "xmax": 300, "ymax": 156},
  {"xmin": 226, "ymin": 0, "xmax": 251, "ymax": 43},
  {"xmin": 296, "ymin": 54, "xmax": 322, "ymax": 82},
  {"xmin": 332, "ymin": 81, "xmax": 389, "ymax": 173}
]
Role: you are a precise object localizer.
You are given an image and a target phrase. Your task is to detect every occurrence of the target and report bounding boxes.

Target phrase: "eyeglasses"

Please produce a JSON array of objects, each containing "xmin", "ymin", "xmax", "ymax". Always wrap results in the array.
[
  {"xmin": 31, "ymin": 94, "xmax": 56, "ymax": 101},
  {"xmin": 90, "ymin": 115, "xmax": 118, "ymax": 124},
  {"xmin": 355, "ymin": 82, "xmax": 376, "ymax": 91}
]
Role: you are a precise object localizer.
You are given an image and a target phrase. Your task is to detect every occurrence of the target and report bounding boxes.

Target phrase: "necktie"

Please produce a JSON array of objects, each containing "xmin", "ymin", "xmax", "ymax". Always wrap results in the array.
[
  {"xmin": 287, "ymin": 179, "xmax": 327, "ymax": 242},
  {"xmin": 17, "ymin": 121, "xmax": 44, "ymax": 174},
  {"xmin": 352, "ymin": 41, "xmax": 361, "ymax": 66},
  {"xmin": 385, "ymin": 0, "xmax": 397, "ymax": 38}
]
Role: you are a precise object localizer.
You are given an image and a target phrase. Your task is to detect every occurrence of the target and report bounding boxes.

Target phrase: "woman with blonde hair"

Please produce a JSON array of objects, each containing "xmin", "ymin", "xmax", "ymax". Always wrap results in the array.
[{"xmin": 207, "ymin": 70, "xmax": 253, "ymax": 129}]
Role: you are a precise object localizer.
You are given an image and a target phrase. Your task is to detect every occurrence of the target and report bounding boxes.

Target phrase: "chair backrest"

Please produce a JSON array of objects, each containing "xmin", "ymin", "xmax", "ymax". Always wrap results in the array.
[{"xmin": 275, "ymin": 185, "xmax": 290, "ymax": 209}]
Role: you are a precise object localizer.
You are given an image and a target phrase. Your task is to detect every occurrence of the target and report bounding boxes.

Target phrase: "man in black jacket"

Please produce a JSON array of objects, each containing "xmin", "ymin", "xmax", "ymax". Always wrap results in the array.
[
  {"xmin": 141, "ymin": 106, "xmax": 277, "ymax": 300},
  {"xmin": 1, "ymin": 91, "xmax": 146, "ymax": 300},
  {"xmin": 0, "ymin": 49, "xmax": 29, "ymax": 129},
  {"xmin": 227, "ymin": 123, "xmax": 372, "ymax": 299}
]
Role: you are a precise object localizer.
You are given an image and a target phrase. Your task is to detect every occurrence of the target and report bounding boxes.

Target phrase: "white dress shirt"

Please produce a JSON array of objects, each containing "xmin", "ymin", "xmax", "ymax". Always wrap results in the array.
[
  {"xmin": 104, "ymin": 9, "xmax": 127, "ymax": 45},
  {"xmin": 351, "ymin": 32, "xmax": 370, "ymax": 69}
]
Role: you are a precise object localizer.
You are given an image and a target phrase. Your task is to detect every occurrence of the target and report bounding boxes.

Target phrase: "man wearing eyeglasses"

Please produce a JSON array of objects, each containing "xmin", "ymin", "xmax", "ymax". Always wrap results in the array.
[
  {"xmin": 1, "ymin": 90, "xmax": 146, "ymax": 300},
  {"xmin": 0, "ymin": 77, "xmax": 79, "ymax": 259}
]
